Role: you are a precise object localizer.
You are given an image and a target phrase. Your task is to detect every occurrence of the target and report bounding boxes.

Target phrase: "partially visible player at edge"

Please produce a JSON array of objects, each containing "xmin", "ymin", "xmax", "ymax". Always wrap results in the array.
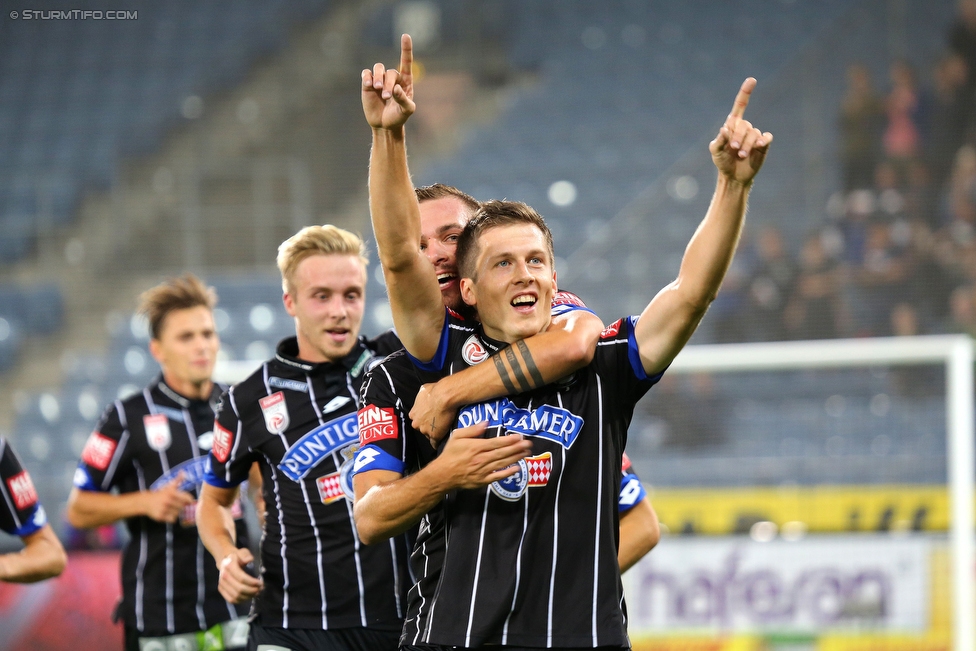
[
  {"xmin": 0, "ymin": 437, "xmax": 66, "ymax": 583},
  {"xmin": 356, "ymin": 32, "xmax": 771, "ymax": 650},
  {"xmin": 66, "ymin": 275, "xmax": 250, "ymax": 651}
]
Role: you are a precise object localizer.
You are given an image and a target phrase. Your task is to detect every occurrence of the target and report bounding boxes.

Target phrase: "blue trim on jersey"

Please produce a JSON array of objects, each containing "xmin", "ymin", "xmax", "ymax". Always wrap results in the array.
[
  {"xmin": 72, "ymin": 464, "xmax": 102, "ymax": 492},
  {"xmin": 550, "ymin": 304, "xmax": 596, "ymax": 318},
  {"xmin": 405, "ymin": 309, "xmax": 450, "ymax": 372},
  {"xmin": 351, "ymin": 444, "xmax": 405, "ymax": 476},
  {"xmin": 203, "ymin": 458, "xmax": 239, "ymax": 489},
  {"xmin": 626, "ymin": 315, "xmax": 666, "ymax": 383},
  {"xmin": 12, "ymin": 504, "xmax": 46, "ymax": 537},
  {"xmin": 618, "ymin": 472, "xmax": 647, "ymax": 513}
]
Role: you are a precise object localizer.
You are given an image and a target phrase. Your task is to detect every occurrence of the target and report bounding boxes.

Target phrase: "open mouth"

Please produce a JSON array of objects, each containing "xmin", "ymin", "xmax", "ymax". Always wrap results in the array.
[
  {"xmin": 325, "ymin": 328, "xmax": 350, "ymax": 342},
  {"xmin": 511, "ymin": 294, "xmax": 538, "ymax": 311},
  {"xmin": 436, "ymin": 272, "xmax": 457, "ymax": 287}
]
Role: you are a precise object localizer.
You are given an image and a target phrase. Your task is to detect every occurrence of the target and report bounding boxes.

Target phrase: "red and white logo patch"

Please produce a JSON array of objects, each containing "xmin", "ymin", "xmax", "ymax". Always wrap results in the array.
[
  {"xmin": 551, "ymin": 291, "xmax": 586, "ymax": 308},
  {"xmin": 462, "ymin": 335, "xmax": 489, "ymax": 365},
  {"xmin": 7, "ymin": 471, "xmax": 38, "ymax": 510},
  {"xmin": 621, "ymin": 452, "xmax": 633, "ymax": 473},
  {"xmin": 600, "ymin": 319, "xmax": 623, "ymax": 339},
  {"xmin": 357, "ymin": 405, "xmax": 398, "ymax": 445},
  {"xmin": 81, "ymin": 432, "xmax": 118, "ymax": 471},
  {"xmin": 316, "ymin": 472, "xmax": 344, "ymax": 504},
  {"xmin": 526, "ymin": 452, "xmax": 552, "ymax": 487},
  {"xmin": 144, "ymin": 414, "xmax": 171, "ymax": 452},
  {"xmin": 212, "ymin": 423, "xmax": 234, "ymax": 464},
  {"xmin": 259, "ymin": 392, "xmax": 290, "ymax": 434}
]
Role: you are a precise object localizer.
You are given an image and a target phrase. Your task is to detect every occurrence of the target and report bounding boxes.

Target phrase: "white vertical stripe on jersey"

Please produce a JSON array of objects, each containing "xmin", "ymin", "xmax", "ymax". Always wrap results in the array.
[
  {"xmin": 463, "ymin": 490, "xmax": 493, "ymax": 647},
  {"xmin": 225, "ymin": 386, "xmax": 246, "ymax": 484},
  {"xmin": 144, "ymin": 389, "xmax": 176, "ymax": 633},
  {"xmin": 502, "ymin": 396, "xmax": 534, "ymax": 646},
  {"xmin": 388, "ymin": 537, "xmax": 403, "ymax": 618},
  {"xmin": 262, "ymin": 364, "xmax": 292, "ymax": 627},
  {"xmin": 182, "ymin": 408, "xmax": 208, "ymax": 629},
  {"xmin": 304, "ymin": 374, "xmax": 334, "ymax": 628},
  {"xmin": 344, "ymin": 375, "xmax": 369, "ymax": 627},
  {"xmin": 102, "ymin": 401, "xmax": 130, "ymax": 490},
  {"xmin": 546, "ymin": 393, "xmax": 568, "ymax": 647},
  {"xmin": 134, "ymin": 462, "xmax": 148, "ymax": 631},
  {"xmin": 409, "ymin": 526, "xmax": 431, "ymax": 645},
  {"xmin": 591, "ymin": 374, "xmax": 605, "ymax": 646}
]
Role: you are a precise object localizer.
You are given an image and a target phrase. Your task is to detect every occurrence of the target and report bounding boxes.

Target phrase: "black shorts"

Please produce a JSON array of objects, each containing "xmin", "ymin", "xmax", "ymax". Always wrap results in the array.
[
  {"xmin": 247, "ymin": 622, "xmax": 400, "ymax": 651},
  {"xmin": 401, "ymin": 646, "xmax": 630, "ymax": 651}
]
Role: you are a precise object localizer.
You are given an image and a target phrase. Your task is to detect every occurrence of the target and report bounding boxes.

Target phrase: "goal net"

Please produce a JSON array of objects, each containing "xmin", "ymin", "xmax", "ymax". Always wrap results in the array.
[{"xmin": 623, "ymin": 335, "xmax": 974, "ymax": 651}]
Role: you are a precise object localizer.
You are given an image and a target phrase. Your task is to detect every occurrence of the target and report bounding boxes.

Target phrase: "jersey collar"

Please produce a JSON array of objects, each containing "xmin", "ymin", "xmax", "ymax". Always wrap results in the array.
[{"xmin": 274, "ymin": 336, "xmax": 372, "ymax": 376}]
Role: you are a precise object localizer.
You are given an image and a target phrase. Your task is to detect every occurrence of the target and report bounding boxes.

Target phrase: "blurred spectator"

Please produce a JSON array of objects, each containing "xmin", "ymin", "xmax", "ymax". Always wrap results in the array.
[
  {"xmin": 839, "ymin": 63, "xmax": 885, "ymax": 190},
  {"xmin": 882, "ymin": 60, "xmax": 922, "ymax": 171},
  {"xmin": 948, "ymin": 284, "xmax": 976, "ymax": 336},
  {"xmin": 949, "ymin": 0, "xmax": 976, "ymax": 91},
  {"xmin": 744, "ymin": 225, "xmax": 796, "ymax": 341},
  {"xmin": 785, "ymin": 233, "xmax": 845, "ymax": 339},
  {"xmin": 903, "ymin": 220, "xmax": 958, "ymax": 329},
  {"xmin": 944, "ymin": 144, "xmax": 976, "ymax": 229},
  {"xmin": 854, "ymin": 220, "xmax": 911, "ymax": 335},
  {"xmin": 636, "ymin": 374, "xmax": 725, "ymax": 452},
  {"xmin": 927, "ymin": 54, "xmax": 970, "ymax": 195}
]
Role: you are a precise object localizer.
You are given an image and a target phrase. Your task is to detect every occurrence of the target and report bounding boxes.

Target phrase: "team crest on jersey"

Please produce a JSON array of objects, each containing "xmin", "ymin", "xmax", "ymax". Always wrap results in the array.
[
  {"xmin": 212, "ymin": 423, "xmax": 234, "ymax": 463},
  {"xmin": 81, "ymin": 432, "xmax": 117, "ymax": 471},
  {"xmin": 457, "ymin": 399, "xmax": 585, "ymax": 449},
  {"xmin": 315, "ymin": 443, "xmax": 358, "ymax": 504},
  {"xmin": 260, "ymin": 392, "xmax": 290, "ymax": 434},
  {"xmin": 490, "ymin": 452, "xmax": 552, "ymax": 502},
  {"xmin": 7, "ymin": 470, "xmax": 38, "ymax": 510},
  {"xmin": 151, "ymin": 456, "xmax": 208, "ymax": 493},
  {"xmin": 462, "ymin": 335, "xmax": 489, "ymax": 365},
  {"xmin": 144, "ymin": 414, "xmax": 172, "ymax": 451}
]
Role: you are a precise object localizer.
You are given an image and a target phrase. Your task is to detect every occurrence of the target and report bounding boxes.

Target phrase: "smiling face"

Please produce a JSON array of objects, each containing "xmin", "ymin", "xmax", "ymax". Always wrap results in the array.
[
  {"xmin": 149, "ymin": 306, "xmax": 219, "ymax": 390},
  {"xmin": 419, "ymin": 195, "xmax": 475, "ymax": 312},
  {"xmin": 459, "ymin": 222, "xmax": 556, "ymax": 343},
  {"xmin": 283, "ymin": 253, "xmax": 366, "ymax": 363}
]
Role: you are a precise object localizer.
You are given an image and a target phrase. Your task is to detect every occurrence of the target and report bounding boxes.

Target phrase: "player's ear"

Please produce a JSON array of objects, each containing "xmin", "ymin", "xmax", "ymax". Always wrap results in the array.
[
  {"xmin": 148, "ymin": 337, "xmax": 164, "ymax": 365},
  {"xmin": 282, "ymin": 291, "xmax": 297, "ymax": 317},
  {"xmin": 552, "ymin": 269, "xmax": 558, "ymax": 294},
  {"xmin": 460, "ymin": 278, "xmax": 477, "ymax": 307}
]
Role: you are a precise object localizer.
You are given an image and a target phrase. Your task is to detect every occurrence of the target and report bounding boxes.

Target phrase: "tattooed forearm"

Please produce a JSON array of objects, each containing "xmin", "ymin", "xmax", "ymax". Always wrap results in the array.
[
  {"xmin": 493, "ymin": 352, "xmax": 518, "ymax": 394},
  {"xmin": 504, "ymin": 346, "xmax": 530, "ymax": 392},
  {"xmin": 516, "ymin": 340, "xmax": 545, "ymax": 388}
]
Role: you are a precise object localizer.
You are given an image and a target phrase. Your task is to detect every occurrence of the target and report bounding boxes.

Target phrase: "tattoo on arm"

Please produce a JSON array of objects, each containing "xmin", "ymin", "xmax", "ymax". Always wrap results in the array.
[
  {"xmin": 493, "ymin": 353, "xmax": 518, "ymax": 394},
  {"xmin": 505, "ymin": 346, "xmax": 530, "ymax": 391},
  {"xmin": 516, "ymin": 340, "xmax": 545, "ymax": 388}
]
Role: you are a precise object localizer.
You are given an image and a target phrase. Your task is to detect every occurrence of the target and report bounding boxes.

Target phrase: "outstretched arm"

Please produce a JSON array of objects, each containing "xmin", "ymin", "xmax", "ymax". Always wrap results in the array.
[
  {"xmin": 364, "ymin": 34, "xmax": 444, "ymax": 361},
  {"xmin": 635, "ymin": 78, "xmax": 772, "ymax": 374},
  {"xmin": 353, "ymin": 422, "xmax": 532, "ymax": 544},
  {"xmin": 409, "ymin": 308, "xmax": 604, "ymax": 441},
  {"xmin": 0, "ymin": 525, "xmax": 67, "ymax": 583}
]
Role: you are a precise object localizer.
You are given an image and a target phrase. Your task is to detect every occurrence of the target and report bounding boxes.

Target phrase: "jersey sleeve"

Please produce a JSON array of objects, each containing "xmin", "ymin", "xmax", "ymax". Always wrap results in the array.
[
  {"xmin": 594, "ymin": 316, "xmax": 666, "ymax": 406},
  {"xmin": 204, "ymin": 387, "xmax": 256, "ymax": 489},
  {"xmin": 550, "ymin": 289, "xmax": 597, "ymax": 318},
  {"xmin": 0, "ymin": 440, "xmax": 48, "ymax": 537},
  {"xmin": 73, "ymin": 401, "xmax": 131, "ymax": 492},
  {"xmin": 618, "ymin": 452, "xmax": 647, "ymax": 514},
  {"xmin": 353, "ymin": 360, "xmax": 411, "ymax": 477}
]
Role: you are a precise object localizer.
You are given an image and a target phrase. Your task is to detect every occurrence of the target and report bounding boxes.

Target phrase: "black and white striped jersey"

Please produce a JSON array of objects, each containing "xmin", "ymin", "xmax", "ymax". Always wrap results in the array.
[
  {"xmin": 73, "ymin": 377, "xmax": 248, "ymax": 637},
  {"xmin": 355, "ymin": 311, "xmax": 662, "ymax": 649},
  {"xmin": 204, "ymin": 334, "xmax": 410, "ymax": 632},
  {"xmin": 0, "ymin": 437, "xmax": 48, "ymax": 538}
]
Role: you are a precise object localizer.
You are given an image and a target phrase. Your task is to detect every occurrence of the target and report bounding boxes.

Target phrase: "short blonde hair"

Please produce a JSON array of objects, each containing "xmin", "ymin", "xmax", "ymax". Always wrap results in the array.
[
  {"xmin": 276, "ymin": 225, "xmax": 369, "ymax": 293},
  {"xmin": 138, "ymin": 274, "xmax": 217, "ymax": 340}
]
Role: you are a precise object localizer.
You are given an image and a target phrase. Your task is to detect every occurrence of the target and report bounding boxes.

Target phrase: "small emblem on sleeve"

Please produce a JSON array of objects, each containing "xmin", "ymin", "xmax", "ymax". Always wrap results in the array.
[
  {"xmin": 81, "ymin": 432, "xmax": 118, "ymax": 471},
  {"xmin": 601, "ymin": 319, "xmax": 623, "ymax": 339},
  {"xmin": 353, "ymin": 447, "xmax": 381, "ymax": 472},
  {"xmin": 7, "ymin": 471, "xmax": 38, "ymax": 510},
  {"xmin": 144, "ymin": 414, "xmax": 172, "ymax": 452},
  {"xmin": 212, "ymin": 423, "xmax": 234, "ymax": 463},
  {"xmin": 462, "ymin": 335, "xmax": 489, "ymax": 365},
  {"xmin": 551, "ymin": 291, "xmax": 586, "ymax": 308},
  {"xmin": 259, "ymin": 392, "xmax": 290, "ymax": 434},
  {"xmin": 357, "ymin": 405, "xmax": 398, "ymax": 445}
]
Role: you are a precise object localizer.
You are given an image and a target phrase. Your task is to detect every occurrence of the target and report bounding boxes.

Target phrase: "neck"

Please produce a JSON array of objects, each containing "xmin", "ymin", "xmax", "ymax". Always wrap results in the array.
[
  {"xmin": 294, "ymin": 331, "xmax": 342, "ymax": 365},
  {"xmin": 161, "ymin": 372, "xmax": 212, "ymax": 401}
]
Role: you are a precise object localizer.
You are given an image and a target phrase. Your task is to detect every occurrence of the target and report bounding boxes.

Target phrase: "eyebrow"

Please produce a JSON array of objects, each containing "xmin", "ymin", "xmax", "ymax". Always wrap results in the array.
[{"xmin": 436, "ymin": 223, "xmax": 463, "ymax": 235}]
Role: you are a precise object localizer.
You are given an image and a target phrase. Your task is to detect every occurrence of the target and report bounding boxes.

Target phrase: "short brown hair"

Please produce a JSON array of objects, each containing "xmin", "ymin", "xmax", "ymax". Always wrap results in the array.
[
  {"xmin": 276, "ymin": 225, "xmax": 368, "ymax": 293},
  {"xmin": 415, "ymin": 184, "xmax": 481, "ymax": 216},
  {"xmin": 455, "ymin": 200, "xmax": 555, "ymax": 280},
  {"xmin": 138, "ymin": 274, "xmax": 217, "ymax": 340}
]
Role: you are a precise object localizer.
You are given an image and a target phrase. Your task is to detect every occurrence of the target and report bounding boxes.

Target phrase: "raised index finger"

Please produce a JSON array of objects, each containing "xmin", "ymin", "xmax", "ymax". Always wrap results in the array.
[
  {"xmin": 729, "ymin": 77, "xmax": 757, "ymax": 119},
  {"xmin": 398, "ymin": 33, "xmax": 414, "ymax": 84}
]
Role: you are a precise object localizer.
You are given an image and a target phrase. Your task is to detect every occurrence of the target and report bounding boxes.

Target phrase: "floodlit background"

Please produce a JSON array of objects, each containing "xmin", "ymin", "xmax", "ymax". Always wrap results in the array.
[{"xmin": 0, "ymin": 0, "xmax": 973, "ymax": 648}]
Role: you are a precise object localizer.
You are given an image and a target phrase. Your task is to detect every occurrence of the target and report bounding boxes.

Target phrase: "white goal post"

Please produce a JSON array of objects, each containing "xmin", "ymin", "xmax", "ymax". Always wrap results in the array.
[{"xmin": 667, "ymin": 334, "xmax": 975, "ymax": 651}]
